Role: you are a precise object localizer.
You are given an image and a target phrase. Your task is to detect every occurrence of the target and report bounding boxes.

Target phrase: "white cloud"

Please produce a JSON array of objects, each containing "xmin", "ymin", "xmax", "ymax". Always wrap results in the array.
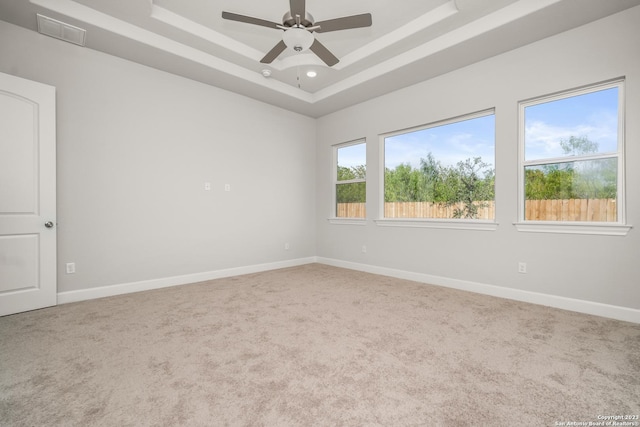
[
  {"xmin": 385, "ymin": 131, "xmax": 494, "ymax": 169},
  {"xmin": 525, "ymin": 111, "xmax": 618, "ymax": 160}
]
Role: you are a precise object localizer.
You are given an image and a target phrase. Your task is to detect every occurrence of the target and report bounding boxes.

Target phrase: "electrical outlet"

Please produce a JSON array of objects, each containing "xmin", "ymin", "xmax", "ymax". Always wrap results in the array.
[
  {"xmin": 224, "ymin": 184, "xmax": 231, "ymax": 192},
  {"xmin": 518, "ymin": 262, "xmax": 527, "ymax": 274},
  {"xmin": 204, "ymin": 182, "xmax": 211, "ymax": 191},
  {"xmin": 66, "ymin": 262, "xmax": 76, "ymax": 274},
  {"xmin": 362, "ymin": 245, "xmax": 367, "ymax": 253},
  {"xmin": 284, "ymin": 243, "xmax": 290, "ymax": 250}
]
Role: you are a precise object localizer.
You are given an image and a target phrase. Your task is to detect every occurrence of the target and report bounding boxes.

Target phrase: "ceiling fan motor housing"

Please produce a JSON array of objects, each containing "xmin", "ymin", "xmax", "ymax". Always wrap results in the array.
[{"xmin": 282, "ymin": 11, "xmax": 314, "ymax": 28}]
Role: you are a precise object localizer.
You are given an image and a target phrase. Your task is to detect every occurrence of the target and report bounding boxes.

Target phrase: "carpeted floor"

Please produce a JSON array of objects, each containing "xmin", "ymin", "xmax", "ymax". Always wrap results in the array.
[{"xmin": 1, "ymin": 263, "xmax": 639, "ymax": 426}]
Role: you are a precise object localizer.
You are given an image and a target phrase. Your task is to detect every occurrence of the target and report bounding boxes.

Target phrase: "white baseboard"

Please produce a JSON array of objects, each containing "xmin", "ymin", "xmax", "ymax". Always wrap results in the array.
[
  {"xmin": 58, "ymin": 256, "xmax": 639, "ymax": 324},
  {"xmin": 57, "ymin": 257, "xmax": 317, "ymax": 305},
  {"xmin": 316, "ymin": 257, "xmax": 640, "ymax": 324}
]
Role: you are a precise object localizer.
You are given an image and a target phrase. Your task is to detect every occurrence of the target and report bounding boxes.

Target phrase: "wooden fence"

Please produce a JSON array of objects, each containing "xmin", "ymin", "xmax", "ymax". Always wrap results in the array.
[
  {"xmin": 525, "ymin": 198, "xmax": 616, "ymax": 222},
  {"xmin": 337, "ymin": 199, "xmax": 616, "ymax": 222},
  {"xmin": 384, "ymin": 201, "xmax": 495, "ymax": 219},
  {"xmin": 336, "ymin": 203, "xmax": 367, "ymax": 218}
]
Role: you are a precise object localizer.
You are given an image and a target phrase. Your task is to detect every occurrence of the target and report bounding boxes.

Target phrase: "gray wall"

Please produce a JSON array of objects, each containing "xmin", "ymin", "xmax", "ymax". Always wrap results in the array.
[
  {"xmin": 0, "ymin": 21, "xmax": 317, "ymax": 293},
  {"xmin": 1, "ymin": 6, "xmax": 638, "ymax": 313},
  {"xmin": 316, "ymin": 7, "xmax": 640, "ymax": 310}
]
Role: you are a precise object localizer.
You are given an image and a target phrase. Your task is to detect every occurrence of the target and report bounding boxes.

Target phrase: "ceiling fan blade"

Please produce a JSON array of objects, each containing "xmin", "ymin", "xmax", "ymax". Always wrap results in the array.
[
  {"xmin": 289, "ymin": 0, "xmax": 306, "ymax": 20},
  {"xmin": 260, "ymin": 40, "xmax": 287, "ymax": 64},
  {"xmin": 221, "ymin": 11, "xmax": 281, "ymax": 30},
  {"xmin": 315, "ymin": 13, "xmax": 372, "ymax": 33},
  {"xmin": 309, "ymin": 39, "xmax": 339, "ymax": 67}
]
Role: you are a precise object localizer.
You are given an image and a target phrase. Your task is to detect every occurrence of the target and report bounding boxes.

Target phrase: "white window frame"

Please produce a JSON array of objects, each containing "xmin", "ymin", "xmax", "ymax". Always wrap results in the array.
[
  {"xmin": 515, "ymin": 79, "xmax": 631, "ymax": 236},
  {"xmin": 375, "ymin": 109, "xmax": 498, "ymax": 231},
  {"xmin": 329, "ymin": 139, "xmax": 367, "ymax": 225}
]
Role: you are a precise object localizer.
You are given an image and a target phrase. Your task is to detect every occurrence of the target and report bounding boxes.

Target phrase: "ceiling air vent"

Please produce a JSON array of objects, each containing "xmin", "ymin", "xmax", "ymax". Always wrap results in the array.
[{"xmin": 36, "ymin": 14, "xmax": 86, "ymax": 46}]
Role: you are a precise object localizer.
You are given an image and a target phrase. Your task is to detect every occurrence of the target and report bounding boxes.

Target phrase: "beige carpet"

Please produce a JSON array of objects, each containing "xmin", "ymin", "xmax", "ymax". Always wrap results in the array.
[{"xmin": 1, "ymin": 264, "xmax": 639, "ymax": 426}]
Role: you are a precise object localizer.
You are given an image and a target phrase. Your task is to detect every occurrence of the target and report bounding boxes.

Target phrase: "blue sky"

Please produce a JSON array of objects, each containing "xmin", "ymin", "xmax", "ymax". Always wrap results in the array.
[
  {"xmin": 337, "ymin": 142, "xmax": 367, "ymax": 169},
  {"xmin": 338, "ymin": 86, "xmax": 618, "ymax": 171},
  {"xmin": 385, "ymin": 114, "xmax": 495, "ymax": 169},
  {"xmin": 524, "ymin": 87, "xmax": 619, "ymax": 160}
]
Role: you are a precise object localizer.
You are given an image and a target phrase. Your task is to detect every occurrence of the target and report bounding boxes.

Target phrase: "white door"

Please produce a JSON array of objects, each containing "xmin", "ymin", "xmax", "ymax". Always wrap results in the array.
[{"xmin": 0, "ymin": 72, "xmax": 56, "ymax": 316}]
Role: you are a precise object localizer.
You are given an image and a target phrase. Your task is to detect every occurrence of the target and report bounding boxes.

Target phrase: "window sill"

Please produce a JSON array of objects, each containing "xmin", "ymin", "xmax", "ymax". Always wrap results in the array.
[
  {"xmin": 375, "ymin": 218, "xmax": 498, "ymax": 231},
  {"xmin": 328, "ymin": 218, "xmax": 367, "ymax": 226},
  {"xmin": 514, "ymin": 222, "xmax": 632, "ymax": 236}
]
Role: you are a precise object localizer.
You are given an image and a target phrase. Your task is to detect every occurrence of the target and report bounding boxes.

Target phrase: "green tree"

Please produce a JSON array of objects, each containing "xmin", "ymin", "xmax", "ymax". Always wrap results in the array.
[
  {"xmin": 525, "ymin": 166, "xmax": 576, "ymax": 199},
  {"xmin": 418, "ymin": 152, "xmax": 461, "ymax": 203},
  {"xmin": 560, "ymin": 135, "xmax": 598, "ymax": 156},
  {"xmin": 560, "ymin": 137, "xmax": 616, "ymax": 199},
  {"xmin": 384, "ymin": 163, "xmax": 427, "ymax": 202},
  {"xmin": 447, "ymin": 157, "xmax": 495, "ymax": 218},
  {"xmin": 337, "ymin": 165, "xmax": 366, "ymax": 180},
  {"xmin": 525, "ymin": 136, "xmax": 616, "ymax": 200},
  {"xmin": 384, "ymin": 153, "xmax": 495, "ymax": 219},
  {"xmin": 337, "ymin": 165, "xmax": 366, "ymax": 203}
]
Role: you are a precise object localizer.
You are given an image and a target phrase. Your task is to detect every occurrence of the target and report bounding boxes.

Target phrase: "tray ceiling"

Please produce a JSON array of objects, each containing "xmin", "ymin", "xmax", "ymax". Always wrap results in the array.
[{"xmin": 1, "ymin": 0, "xmax": 639, "ymax": 117}]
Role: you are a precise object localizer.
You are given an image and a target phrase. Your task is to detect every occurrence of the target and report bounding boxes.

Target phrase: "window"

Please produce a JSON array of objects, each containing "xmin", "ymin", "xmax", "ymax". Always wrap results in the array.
[
  {"xmin": 382, "ymin": 110, "xmax": 495, "ymax": 221},
  {"xmin": 519, "ymin": 80, "xmax": 626, "ymax": 231},
  {"xmin": 333, "ymin": 140, "xmax": 366, "ymax": 219}
]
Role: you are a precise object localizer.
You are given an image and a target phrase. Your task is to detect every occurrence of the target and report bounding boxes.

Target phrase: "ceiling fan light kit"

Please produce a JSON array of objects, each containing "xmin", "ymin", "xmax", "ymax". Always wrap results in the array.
[
  {"xmin": 282, "ymin": 27, "xmax": 314, "ymax": 52},
  {"xmin": 222, "ymin": 0, "xmax": 372, "ymax": 67}
]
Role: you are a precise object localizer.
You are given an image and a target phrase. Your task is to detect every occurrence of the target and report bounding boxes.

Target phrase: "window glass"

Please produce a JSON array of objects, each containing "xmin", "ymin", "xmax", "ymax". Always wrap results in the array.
[
  {"xmin": 524, "ymin": 88, "xmax": 619, "ymax": 161},
  {"xmin": 335, "ymin": 142, "xmax": 366, "ymax": 218},
  {"xmin": 522, "ymin": 83, "xmax": 622, "ymax": 223},
  {"xmin": 384, "ymin": 111, "xmax": 495, "ymax": 219}
]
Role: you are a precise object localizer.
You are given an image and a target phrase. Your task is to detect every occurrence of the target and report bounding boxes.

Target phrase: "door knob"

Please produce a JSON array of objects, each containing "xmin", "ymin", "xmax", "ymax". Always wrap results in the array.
[{"xmin": 44, "ymin": 221, "xmax": 54, "ymax": 228}]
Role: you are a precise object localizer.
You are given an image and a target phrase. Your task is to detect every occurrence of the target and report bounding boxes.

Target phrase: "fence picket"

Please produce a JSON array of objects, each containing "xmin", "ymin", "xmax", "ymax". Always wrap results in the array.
[{"xmin": 337, "ymin": 199, "xmax": 616, "ymax": 222}]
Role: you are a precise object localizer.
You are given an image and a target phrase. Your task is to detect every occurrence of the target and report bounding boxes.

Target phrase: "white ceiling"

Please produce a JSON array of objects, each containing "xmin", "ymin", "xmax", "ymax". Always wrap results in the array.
[{"xmin": 1, "ymin": 0, "xmax": 639, "ymax": 117}]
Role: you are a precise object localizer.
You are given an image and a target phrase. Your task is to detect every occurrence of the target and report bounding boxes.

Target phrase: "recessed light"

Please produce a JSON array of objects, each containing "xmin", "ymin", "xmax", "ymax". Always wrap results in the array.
[{"xmin": 306, "ymin": 70, "xmax": 317, "ymax": 78}]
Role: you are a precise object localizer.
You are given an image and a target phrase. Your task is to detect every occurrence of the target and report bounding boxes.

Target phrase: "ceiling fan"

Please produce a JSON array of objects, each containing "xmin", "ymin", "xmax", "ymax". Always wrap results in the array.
[{"xmin": 221, "ymin": 0, "xmax": 372, "ymax": 67}]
